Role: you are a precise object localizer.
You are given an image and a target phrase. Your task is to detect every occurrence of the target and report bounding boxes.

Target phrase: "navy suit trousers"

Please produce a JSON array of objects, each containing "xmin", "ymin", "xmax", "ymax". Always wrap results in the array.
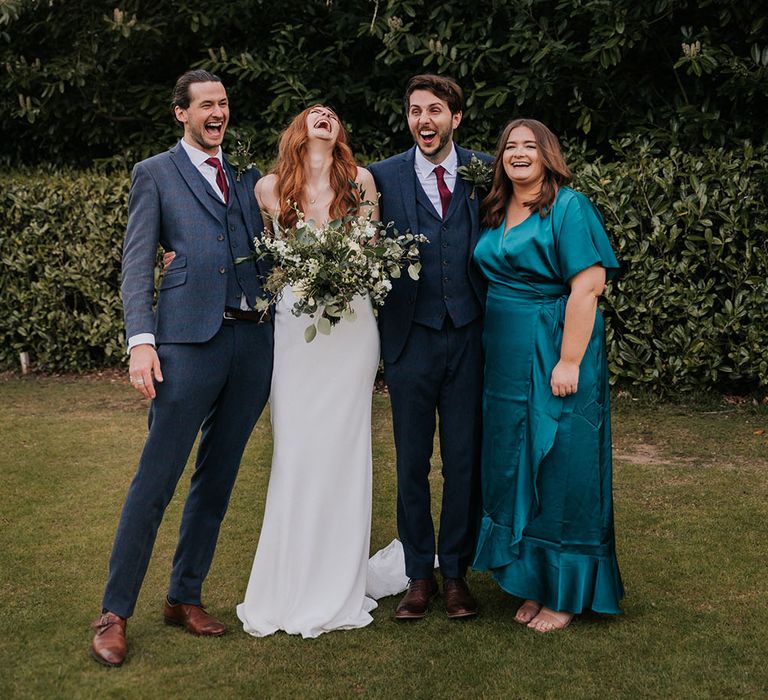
[
  {"xmin": 102, "ymin": 320, "xmax": 273, "ymax": 618},
  {"xmin": 384, "ymin": 317, "xmax": 483, "ymax": 580}
]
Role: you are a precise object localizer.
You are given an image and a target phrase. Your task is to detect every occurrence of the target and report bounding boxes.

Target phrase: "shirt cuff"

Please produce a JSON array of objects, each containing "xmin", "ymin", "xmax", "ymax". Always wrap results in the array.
[{"xmin": 127, "ymin": 333, "xmax": 156, "ymax": 352}]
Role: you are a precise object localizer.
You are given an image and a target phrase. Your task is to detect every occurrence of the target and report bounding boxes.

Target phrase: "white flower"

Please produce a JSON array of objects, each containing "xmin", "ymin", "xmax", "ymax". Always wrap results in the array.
[{"xmin": 293, "ymin": 281, "xmax": 307, "ymax": 299}]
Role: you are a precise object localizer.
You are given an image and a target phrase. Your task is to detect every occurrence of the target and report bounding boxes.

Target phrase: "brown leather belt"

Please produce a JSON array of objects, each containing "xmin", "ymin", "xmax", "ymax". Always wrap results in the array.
[{"xmin": 223, "ymin": 308, "xmax": 270, "ymax": 323}]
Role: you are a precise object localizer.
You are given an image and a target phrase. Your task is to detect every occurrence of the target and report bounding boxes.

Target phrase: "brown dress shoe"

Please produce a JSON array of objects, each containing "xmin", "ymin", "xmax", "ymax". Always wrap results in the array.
[
  {"xmin": 394, "ymin": 578, "xmax": 439, "ymax": 620},
  {"xmin": 443, "ymin": 578, "xmax": 478, "ymax": 619},
  {"xmin": 91, "ymin": 612, "xmax": 127, "ymax": 667},
  {"xmin": 163, "ymin": 600, "xmax": 226, "ymax": 636}
]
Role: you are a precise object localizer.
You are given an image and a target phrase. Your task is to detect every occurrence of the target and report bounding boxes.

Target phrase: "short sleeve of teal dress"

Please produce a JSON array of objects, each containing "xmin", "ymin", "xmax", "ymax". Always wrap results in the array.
[
  {"xmin": 554, "ymin": 190, "xmax": 619, "ymax": 283},
  {"xmin": 472, "ymin": 187, "xmax": 624, "ymax": 614}
]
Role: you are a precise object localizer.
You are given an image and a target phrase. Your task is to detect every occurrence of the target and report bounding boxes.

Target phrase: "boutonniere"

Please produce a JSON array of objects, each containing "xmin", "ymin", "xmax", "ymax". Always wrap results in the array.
[
  {"xmin": 457, "ymin": 153, "xmax": 493, "ymax": 200},
  {"xmin": 228, "ymin": 138, "xmax": 258, "ymax": 181}
]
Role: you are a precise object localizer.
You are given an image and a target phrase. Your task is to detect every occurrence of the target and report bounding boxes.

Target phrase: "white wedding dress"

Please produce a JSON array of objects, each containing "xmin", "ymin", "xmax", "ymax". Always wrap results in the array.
[{"xmin": 236, "ymin": 287, "xmax": 380, "ymax": 638}]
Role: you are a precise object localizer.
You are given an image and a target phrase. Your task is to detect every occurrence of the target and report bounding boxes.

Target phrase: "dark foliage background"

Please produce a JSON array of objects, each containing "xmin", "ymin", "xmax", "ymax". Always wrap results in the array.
[
  {"xmin": 2, "ymin": 0, "xmax": 767, "ymax": 165},
  {"xmin": 2, "ymin": 0, "xmax": 766, "ymax": 394}
]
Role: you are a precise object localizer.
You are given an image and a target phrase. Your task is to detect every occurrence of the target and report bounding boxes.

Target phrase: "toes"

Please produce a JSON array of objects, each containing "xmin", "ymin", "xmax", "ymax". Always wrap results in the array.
[
  {"xmin": 515, "ymin": 600, "xmax": 541, "ymax": 624},
  {"xmin": 526, "ymin": 608, "xmax": 573, "ymax": 632}
]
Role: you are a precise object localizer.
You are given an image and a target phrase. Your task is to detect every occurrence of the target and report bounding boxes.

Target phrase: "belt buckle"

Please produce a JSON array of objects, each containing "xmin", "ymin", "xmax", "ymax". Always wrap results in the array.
[{"xmin": 223, "ymin": 310, "xmax": 237, "ymax": 320}]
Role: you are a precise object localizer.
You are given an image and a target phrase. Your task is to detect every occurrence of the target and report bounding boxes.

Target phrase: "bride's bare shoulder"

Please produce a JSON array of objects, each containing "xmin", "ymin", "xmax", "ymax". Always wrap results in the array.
[
  {"xmin": 255, "ymin": 174, "xmax": 279, "ymax": 210},
  {"xmin": 355, "ymin": 166, "xmax": 377, "ymax": 195}
]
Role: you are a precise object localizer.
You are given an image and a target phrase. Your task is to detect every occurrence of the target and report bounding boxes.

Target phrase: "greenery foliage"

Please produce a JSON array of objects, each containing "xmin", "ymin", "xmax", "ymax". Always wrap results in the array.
[
  {"xmin": 2, "ymin": 142, "xmax": 766, "ymax": 393},
  {"xmin": 2, "ymin": 0, "xmax": 767, "ymax": 166},
  {"xmin": 2, "ymin": 0, "xmax": 765, "ymax": 390},
  {"xmin": 0, "ymin": 170, "xmax": 128, "ymax": 371},
  {"xmin": 573, "ymin": 139, "xmax": 768, "ymax": 393}
]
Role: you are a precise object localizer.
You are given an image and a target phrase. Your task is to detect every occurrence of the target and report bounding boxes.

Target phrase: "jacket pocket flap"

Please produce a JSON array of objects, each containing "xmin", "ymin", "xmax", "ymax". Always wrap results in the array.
[{"xmin": 160, "ymin": 270, "xmax": 187, "ymax": 290}]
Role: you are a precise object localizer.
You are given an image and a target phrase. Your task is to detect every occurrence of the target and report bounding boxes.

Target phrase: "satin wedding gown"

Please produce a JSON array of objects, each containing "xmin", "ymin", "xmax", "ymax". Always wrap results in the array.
[{"xmin": 237, "ymin": 287, "xmax": 380, "ymax": 638}]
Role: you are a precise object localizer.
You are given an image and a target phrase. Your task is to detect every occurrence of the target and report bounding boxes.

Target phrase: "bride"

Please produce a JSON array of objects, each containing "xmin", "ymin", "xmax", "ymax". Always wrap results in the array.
[{"xmin": 235, "ymin": 105, "xmax": 381, "ymax": 638}]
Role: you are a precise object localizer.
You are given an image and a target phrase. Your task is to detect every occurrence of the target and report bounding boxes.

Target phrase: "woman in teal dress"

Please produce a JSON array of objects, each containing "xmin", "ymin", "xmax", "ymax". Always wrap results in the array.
[{"xmin": 472, "ymin": 118, "xmax": 624, "ymax": 632}]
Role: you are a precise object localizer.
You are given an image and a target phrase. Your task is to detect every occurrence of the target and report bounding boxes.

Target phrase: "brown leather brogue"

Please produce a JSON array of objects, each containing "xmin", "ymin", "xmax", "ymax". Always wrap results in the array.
[
  {"xmin": 394, "ymin": 577, "xmax": 439, "ymax": 620},
  {"xmin": 163, "ymin": 600, "xmax": 226, "ymax": 636},
  {"xmin": 90, "ymin": 611, "xmax": 127, "ymax": 667},
  {"xmin": 443, "ymin": 578, "xmax": 478, "ymax": 619}
]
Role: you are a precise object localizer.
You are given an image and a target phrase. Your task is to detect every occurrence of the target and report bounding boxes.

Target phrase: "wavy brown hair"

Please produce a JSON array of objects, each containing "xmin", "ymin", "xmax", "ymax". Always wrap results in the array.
[
  {"xmin": 272, "ymin": 104, "xmax": 359, "ymax": 228},
  {"xmin": 481, "ymin": 118, "xmax": 572, "ymax": 229}
]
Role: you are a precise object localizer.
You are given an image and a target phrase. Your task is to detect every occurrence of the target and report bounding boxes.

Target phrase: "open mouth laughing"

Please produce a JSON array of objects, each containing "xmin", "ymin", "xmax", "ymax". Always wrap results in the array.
[
  {"xmin": 204, "ymin": 119, "xmax": 224, "ymax": 138},
  {"xmin": 419, "ymin": 128, "xmax": 437, "ymax": 148},
  {"xmin": 313, "ymin": 118, "xmax": 333, "ymax": 133}
]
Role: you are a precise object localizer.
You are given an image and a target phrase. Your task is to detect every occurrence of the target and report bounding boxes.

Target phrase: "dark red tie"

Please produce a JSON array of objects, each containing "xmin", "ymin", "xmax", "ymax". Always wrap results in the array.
[
  {"xmin": 205, "ymin": 157, "xmax": 229, "ymax": 204},
  {"xmin": 433, "ymin": 165, "xmax": 452, "ymax": 218}
]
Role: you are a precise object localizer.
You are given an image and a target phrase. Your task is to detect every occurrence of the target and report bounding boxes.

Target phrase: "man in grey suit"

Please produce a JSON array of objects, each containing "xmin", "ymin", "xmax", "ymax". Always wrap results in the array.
[{"xmin": 90, "ymin": 70, "xmax": 273, "ymax": 667}]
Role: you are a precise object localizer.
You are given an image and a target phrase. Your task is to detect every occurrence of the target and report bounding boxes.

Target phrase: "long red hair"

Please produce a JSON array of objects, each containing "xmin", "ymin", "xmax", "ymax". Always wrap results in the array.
[
  {"xmin": 272, "ymin": 104, "xmax": 359, "ymax": 228},
  {"xmin": 481, "ymin": 118, "xmax": 572, "ymax": 228}
]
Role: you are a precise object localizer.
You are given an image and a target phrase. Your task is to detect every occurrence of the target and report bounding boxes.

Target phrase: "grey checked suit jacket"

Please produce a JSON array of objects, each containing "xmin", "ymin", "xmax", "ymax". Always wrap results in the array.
[{"xmin": 121, "ymin": 142, "xmax": 265, "ymax": 345}]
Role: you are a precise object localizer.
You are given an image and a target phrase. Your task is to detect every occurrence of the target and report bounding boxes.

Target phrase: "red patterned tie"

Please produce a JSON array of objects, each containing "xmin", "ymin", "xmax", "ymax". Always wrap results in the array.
[
  {"xmin": 205, "ymin": 157, "xmax": 229, "ymax": 204},
  {"xmin": 433, "ymin": 165, "xmax": 452, "ymax": 218}
]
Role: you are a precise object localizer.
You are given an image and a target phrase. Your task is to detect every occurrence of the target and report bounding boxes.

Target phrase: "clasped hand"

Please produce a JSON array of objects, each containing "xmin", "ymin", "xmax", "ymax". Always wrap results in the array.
[{"xmin": 550, "ymin": 360, "xmax": 579, "ymax": 398}]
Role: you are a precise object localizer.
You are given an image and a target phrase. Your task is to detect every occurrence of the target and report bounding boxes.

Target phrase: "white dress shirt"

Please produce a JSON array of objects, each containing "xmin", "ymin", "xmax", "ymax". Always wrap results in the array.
[
  {"xmin": 179, "ymin": 139, "xmax": 228, "ymax": 202},
  {"xmin": 127, "ymin": 141, "xmax": 230, "ymax": 351},
  {"xmin": 413, "ymin": 144, "xmax": 458, "ymax": 216}
]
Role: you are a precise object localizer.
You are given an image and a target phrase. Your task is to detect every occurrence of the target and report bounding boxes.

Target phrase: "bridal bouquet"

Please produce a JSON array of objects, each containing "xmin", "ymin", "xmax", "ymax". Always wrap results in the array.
[{"xmin": 247, "ymin": 204, "xmax": 426, "ymax": 342}]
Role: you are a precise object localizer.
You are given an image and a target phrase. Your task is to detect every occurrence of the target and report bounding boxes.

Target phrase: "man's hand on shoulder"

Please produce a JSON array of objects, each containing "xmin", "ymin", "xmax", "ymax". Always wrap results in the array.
[{"xmin": 129, "ymin": 344, "xmax": 163, "ymax": 400}]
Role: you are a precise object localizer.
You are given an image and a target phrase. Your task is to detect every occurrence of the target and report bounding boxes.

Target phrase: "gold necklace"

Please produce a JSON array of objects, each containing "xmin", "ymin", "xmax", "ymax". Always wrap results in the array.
[{"xmin": 306, "ymin": 184, "xmax": 328, "ymax": 206}]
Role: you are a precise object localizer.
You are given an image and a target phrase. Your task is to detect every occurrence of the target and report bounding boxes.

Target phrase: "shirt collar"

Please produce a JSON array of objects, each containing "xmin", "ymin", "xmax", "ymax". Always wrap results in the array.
[
  {"xmin": 180, "ymin": 138, "xmax": 223, "ymax": 168},
  {"xmin": 414, "ymin": 143, "xmax": 458, "ymax": 179}
]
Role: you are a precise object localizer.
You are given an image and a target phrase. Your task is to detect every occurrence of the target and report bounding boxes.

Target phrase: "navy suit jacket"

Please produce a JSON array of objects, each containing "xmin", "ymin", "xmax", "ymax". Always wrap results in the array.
[
  {"xmin": 121, "ymin": 142, "xmax": 266, "ymax": 345},
  {"xmin": 369, "ymin": 144, "xmax": 493, "ymax": 363}
]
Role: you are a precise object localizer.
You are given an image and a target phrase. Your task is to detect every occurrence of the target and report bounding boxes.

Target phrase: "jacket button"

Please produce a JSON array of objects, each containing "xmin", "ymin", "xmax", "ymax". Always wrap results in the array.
[
  {"xmin": 229, "ymin": 224, "xmax": 236, "ymax": 231},
  {"xmin": 219, "ymin": 266, "xmax": 226, "ymax": 274},
  {"xmin": 217, "ymin": 234, "xmax": 225, "ymax": 241}
]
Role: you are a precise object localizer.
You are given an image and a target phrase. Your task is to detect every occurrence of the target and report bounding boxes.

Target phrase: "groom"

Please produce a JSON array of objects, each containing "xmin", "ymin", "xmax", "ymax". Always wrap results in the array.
[
  {"xmin": 369, "ymin": 75, "xmax": 491, "ymax": 619},
  {"xmin": 90, "ymin": 70, "xmax": 273, "ymax": 666}
]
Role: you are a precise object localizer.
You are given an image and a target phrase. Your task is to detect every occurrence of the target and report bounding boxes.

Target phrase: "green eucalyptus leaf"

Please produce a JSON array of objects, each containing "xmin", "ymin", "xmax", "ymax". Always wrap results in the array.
[{"xmin": 317, "ymin": 317, "xmax": 332, "ymax": 335}]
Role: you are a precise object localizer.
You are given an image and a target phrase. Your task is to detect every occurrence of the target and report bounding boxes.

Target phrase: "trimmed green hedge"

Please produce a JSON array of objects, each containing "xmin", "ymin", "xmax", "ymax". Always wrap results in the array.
[
  {"xmin": 1, "ymin": 170, "xmax": 129, "ymax": 371},
  {"xmin": 573, "ymin": 141, "xmax": 768, "ymax": 394},
  {"xmin": 2, "ymin": 144, "xmax": 767, "ymax": 393}
]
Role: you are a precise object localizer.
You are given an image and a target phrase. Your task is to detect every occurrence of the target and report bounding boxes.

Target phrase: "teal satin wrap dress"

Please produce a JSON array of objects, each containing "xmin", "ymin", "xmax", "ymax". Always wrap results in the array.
[{"xmin": 472, "ymin": 187, "xmax": 624, "ymax": 614}]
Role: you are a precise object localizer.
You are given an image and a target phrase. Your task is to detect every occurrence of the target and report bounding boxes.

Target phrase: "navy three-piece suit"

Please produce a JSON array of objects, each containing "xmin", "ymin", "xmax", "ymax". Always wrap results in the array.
[
  {"xmin": 103, "ymin": 142, "xmax": 273, "ymax": 618},
  {"xmin": 369, "ymin": 144, "xmax": 492, "ymax": 580}
]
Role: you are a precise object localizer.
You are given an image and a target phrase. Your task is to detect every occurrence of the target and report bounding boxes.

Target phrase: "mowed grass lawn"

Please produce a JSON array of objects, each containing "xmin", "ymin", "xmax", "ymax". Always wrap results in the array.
[{"xmin": 1, "ymin": 375, "xmax": 767, "ymax": 699}]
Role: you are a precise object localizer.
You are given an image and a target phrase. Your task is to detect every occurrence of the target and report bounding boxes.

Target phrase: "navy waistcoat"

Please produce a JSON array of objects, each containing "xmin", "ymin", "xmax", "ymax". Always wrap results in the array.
[
  {"xmin": 222, "ymin": 194, "xmax": 260, "ymax": 309},
  {"xmin": 412, "ymin": 177, "xmax": 482, "ymax": 329}
]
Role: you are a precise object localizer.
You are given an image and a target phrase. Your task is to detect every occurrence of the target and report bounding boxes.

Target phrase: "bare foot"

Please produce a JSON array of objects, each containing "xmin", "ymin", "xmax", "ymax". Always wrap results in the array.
[
  {"xmin": 527, "ymin": 606, "xmax": 574, "ymax": 633},
  {"xmin": 514, "ymin": 600, "xmax": 542, "ymax": 624}
]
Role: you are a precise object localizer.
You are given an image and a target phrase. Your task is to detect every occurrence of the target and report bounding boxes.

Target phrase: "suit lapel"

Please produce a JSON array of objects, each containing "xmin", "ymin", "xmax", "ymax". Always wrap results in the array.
[
  {"xmin": 397, "ymin": 148, "xmax": 420, "ymax": 236},
  {"xmin": 169, "ymin": 142, "xmax": 224, "ymax": 221},
  {"xmin": 455, "ymin": 146, "xmax": 479, "ymax": 236}
]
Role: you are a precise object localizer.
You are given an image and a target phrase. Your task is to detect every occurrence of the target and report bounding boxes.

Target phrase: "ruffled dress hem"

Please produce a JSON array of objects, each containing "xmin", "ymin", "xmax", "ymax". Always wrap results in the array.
[{"xmin": 474, "ymin": 526, "xmax": 624, "ymax": 615}]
